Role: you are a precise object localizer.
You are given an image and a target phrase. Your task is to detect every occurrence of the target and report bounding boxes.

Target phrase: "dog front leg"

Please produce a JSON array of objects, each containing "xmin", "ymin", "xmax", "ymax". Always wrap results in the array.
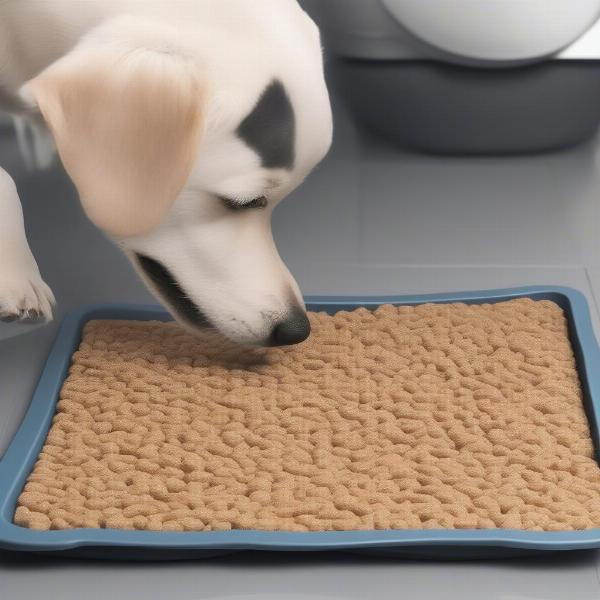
[{"xmin": 0, "ymin": 167, "xmax": 55, "ymax": 322}]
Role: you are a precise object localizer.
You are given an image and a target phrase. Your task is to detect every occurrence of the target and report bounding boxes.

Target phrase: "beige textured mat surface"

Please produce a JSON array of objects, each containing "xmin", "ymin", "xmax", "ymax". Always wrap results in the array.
[{"xmin": 14, "ymin": 299, "xmax": 600, "ymax": 532}]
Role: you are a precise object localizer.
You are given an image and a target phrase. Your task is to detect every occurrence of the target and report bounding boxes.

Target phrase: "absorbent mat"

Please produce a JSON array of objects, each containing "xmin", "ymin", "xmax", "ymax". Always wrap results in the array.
[{"xmin": 14, "ymin": 298, "xmax": 600, "ymax": 532}]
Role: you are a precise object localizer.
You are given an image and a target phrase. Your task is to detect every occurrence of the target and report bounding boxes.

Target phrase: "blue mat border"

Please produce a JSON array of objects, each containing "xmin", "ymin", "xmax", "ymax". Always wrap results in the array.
[{"xmin": 1, "ymin": 286, "xmax": 600, "ymax": 556}]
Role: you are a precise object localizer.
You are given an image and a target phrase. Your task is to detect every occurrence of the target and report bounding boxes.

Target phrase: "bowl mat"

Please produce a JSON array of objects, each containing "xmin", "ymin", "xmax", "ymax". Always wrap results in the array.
[{"xmin": 14, "ymin": 299, "xmax": 600, "ymax": 532}]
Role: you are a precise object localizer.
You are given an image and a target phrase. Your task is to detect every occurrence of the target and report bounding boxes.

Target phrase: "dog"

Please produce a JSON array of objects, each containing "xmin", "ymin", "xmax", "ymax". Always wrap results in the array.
[{"xmin": 0, "ymin": 0, "xmax": 333, "ymax": 346}]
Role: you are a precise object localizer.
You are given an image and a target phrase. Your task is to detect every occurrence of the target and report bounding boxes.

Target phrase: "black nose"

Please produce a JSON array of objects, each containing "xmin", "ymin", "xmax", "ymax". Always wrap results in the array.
[{"xmin": 270, "ymin": 309, "xmax": 311, "ymax": 346}]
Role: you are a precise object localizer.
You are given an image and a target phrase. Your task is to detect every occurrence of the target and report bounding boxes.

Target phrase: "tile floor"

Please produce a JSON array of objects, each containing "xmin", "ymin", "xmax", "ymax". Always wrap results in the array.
[{"xmin": 2, "ymin": 80, "xmax": 600, "ymax": 598}]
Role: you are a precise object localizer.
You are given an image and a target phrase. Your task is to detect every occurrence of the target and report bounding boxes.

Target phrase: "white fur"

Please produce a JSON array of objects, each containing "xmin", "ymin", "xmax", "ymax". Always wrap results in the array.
[
  {"xmin": 0, "ymin": 168, "xmax": 55, "ymax": 321},
  {"xmin": 0, "ymin": 0, "xmax": 332, "ymax": 344}
]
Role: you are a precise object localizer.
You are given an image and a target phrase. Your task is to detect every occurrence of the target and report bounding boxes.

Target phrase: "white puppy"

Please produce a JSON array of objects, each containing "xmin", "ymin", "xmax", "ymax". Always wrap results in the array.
[{"xmin": 0, "ymin": 0, "xmax": 332, "ymax": 345}]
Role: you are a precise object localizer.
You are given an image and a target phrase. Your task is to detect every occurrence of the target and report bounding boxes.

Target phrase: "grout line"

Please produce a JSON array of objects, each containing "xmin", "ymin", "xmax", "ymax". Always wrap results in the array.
[
  {"xmin": 290, "ymin": 262, "xmax": 587, "ymax": 270},
  {"xmin": 353, "ymin": 263, "xmax": 587, "ymax": 269},
  {"xmin": 355, "ymin": 137, "xmax": 368, "ymax": 264}
]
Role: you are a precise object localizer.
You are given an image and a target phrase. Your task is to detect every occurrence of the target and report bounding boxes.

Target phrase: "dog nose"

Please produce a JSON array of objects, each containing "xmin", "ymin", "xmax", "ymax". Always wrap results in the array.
[{"xmin": 270, "ymin": 308, "xmax": 311, "ymax": 346}]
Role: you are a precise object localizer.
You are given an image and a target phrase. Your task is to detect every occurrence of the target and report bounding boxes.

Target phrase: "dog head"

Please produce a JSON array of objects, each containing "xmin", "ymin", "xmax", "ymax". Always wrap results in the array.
[{"xmin": 22, "ymin": 10, "xmax": 332, "ymax": 346}]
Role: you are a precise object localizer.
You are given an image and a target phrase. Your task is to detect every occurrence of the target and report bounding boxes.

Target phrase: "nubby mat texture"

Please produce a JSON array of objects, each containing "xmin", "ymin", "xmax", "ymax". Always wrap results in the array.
[
  {"xmin": 3, "ymin": 287, "xmax": 600, "ymax": 559},
  {"xmin": 14, "ymin": 298, "xmax": 600, "ymax": 534}
]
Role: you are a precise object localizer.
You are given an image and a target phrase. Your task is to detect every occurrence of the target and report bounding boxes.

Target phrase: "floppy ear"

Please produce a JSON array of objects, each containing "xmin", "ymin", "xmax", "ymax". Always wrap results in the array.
[{"xmin": 25, "ymin": 46, "xmax": 205, "ymax": 237}]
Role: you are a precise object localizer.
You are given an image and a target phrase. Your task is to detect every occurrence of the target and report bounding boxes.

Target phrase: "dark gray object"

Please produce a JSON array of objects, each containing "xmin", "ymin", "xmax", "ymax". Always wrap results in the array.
[{"xmin": 332, "ymin": 59, "xmax": 600, "ymax": 155}]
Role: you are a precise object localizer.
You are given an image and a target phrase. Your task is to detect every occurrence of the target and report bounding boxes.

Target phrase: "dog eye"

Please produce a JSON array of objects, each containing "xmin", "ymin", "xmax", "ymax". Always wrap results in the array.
[{"xmin": 221, "ymin": 196, "xmax": 268, "ymax": 210}]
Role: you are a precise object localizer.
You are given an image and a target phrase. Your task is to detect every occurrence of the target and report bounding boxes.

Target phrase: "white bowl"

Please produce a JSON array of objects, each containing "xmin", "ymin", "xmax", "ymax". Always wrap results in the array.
[
  {"xmin": 381, "ymin": 0, "xmax": 600, "ymax": 65},
  {"xmin": 305, "ymin": 0, "xmax": 600, "ymax": 154}
]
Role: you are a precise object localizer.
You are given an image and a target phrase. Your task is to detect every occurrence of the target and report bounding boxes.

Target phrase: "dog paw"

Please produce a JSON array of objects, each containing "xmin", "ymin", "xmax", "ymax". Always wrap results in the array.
[{"xmin": 0, "ymin": 273, "xmax": 55, "ymax": 324}]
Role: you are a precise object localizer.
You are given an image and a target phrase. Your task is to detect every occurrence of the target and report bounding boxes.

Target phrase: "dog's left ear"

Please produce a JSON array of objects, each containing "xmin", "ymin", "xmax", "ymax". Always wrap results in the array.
[{"xmin": 23, "ymin": 44, "xmax": 205, "ymax": 237}]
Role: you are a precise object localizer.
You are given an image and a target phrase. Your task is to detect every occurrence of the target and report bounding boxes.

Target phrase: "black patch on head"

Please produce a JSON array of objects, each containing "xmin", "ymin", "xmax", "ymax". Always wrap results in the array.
[
  {"xmin": 236, "ymin": 80, "xmax": 295, "ymax": 170},
  {"xmin": 134, "ymin": 254, "xmax": 211, "ymax": 329}
]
